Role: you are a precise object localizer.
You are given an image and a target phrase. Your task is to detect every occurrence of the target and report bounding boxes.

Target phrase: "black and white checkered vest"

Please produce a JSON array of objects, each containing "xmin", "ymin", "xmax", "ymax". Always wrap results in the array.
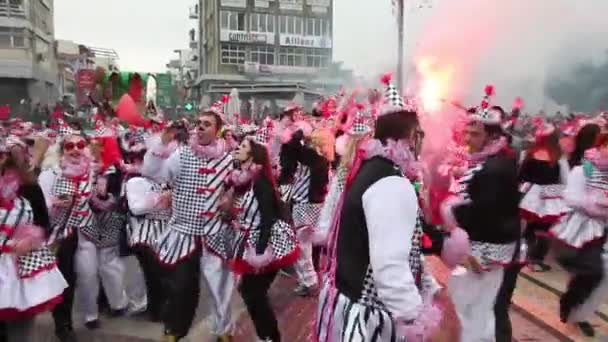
[{"xmin": 169, "ymin": 146, "xmax": 233, "ymax": 236}]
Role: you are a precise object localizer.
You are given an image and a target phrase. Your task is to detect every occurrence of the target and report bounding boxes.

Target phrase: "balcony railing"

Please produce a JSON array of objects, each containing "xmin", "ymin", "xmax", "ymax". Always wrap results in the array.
[{"xmin": 0, "ymin": 3, "xmax": 26, "ymax": 19}]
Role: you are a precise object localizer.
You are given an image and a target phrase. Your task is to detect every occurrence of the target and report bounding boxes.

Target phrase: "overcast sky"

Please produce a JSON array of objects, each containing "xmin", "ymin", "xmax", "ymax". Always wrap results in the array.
[
  {"xmin": 55, "ymin": 0, "xmax": 608, "ymax": 110},
  {"xmin": 54, "ymin": 0, "xmax": 412, "ymax": 73}
]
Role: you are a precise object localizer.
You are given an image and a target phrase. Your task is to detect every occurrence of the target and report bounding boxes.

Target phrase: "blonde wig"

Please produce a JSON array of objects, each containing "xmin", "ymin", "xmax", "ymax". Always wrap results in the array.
[{"xmin": 310, "ymin": 128, "xmax": 335, "ymax": 162}]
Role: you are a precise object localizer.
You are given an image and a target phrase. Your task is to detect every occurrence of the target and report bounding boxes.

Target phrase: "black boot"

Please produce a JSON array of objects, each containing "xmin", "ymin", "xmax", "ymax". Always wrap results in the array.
[
  {"xmin": 577, "ymin": 322, "xmax": 595, "ymax": 337},
  {"xmin": 55, "ymin": 326, "xmax": 78, "ymax": 342}
]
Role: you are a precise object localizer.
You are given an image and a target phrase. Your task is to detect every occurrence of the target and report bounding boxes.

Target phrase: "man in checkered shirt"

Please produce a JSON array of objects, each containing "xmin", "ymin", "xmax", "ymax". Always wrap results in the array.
[{"xmin": 144, "ymin": 112, "xmax": 235, "ymax": 342}]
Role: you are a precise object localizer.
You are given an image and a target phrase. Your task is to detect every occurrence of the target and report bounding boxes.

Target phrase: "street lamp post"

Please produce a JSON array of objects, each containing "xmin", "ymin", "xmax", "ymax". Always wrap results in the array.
[{"xmin": 396, "ymin": 0, "xmax": 404, "ymax": 90}]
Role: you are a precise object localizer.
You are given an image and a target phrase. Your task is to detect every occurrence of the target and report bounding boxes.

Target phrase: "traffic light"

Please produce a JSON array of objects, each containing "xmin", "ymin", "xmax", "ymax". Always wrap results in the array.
[{"xmin": 184, "ymin": 102, "xmax": 195, "ymax": 111}]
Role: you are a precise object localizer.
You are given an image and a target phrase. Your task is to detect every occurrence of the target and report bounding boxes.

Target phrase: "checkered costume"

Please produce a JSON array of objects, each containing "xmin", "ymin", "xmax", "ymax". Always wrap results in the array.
[
  {"xmin": 81, "ymin": 165, "xmax": 128, "ymax": 248},
  {"xmin": 359, "ymin": 212, "xmax": 424, "ymax": 311},
  {"xmin": 0, "ymin": 197, "xmax": 67, "ymax": 320},
  {"xmin": 316, "ymin": 217, "xmax": 426, "ymax": 342},
  {"xmin": 85, "ymin": 195, "xmax": 126, "ymax": 248},
  {"xmin": 206, "ymin": 185, "xmax": 298, "ymax": 273},
  {"xmin": 315, "ymin": 156, "xmax": 429, "ymax": 342},
  {"xmin": 452, "ymin": 162, "xmax": 518, "ymax": 266},
  {"xmin": 155, "ymin": 147, "xmax": 233, "ymax": 266},
  {"xmin": 46, "ymin": 167, "xmax": 96, "ymax": 244},
  {"xmin": 126, "ymin": 177, "xmax": 171, "ymax": 249},
  {"xmin": 281, "ymin": 163, "xmax": 311, "ymax": 204}
]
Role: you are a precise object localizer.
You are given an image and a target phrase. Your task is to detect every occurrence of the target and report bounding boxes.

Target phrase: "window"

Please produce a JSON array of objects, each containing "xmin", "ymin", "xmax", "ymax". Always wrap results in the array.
[
  {"xmin": 250, "ymin": 13, "xmax": 275, "ymax": 33},
  {"xmin": 220, "ymin": 11, "xmax": 229, "ymax": 29},
  {"xmin": 220, "ymin": 44, "xmax": 246, "ymax": 64},
  {"xmin": 279, "ymin": 16, "xmax": 287, "ymax": 33},
  {"xmin": 0, "ymin": 27, "xmax": 26, "ymax": 48},
  {"xmin": 305, "ymin": 48, "xmax": 330, "ymax": 68},
  {"xmin": 279, "ymin": 47, "xmax": 305, "ymax": 67},
  {"xmin": 304, "ymin": 18, "xmax": 329, "ymax": 37},
  {"xmin": 287, "ymin": 16, "xmax": 294, "ymax": 34},
  {"xmin": 237, "ymin": 13, "xmax": 246, "ymax": 30},
  {"xmin": 295, "ymin": 17, "xmax": 304, "ymax": 35},
  {"xmin": 251, "ymin": 46, "xmax": 275, "ymax": 65},
  {"xmin": 322, "ymin": 20, "xmax": 330, "ymax": 36},
  {"xmin": 220, "ymin": 10, "xmax": 246, "ymax": 31},
  {"xmin": 306, "ymin": 18, "xmax": 314, "ymax": 36}
]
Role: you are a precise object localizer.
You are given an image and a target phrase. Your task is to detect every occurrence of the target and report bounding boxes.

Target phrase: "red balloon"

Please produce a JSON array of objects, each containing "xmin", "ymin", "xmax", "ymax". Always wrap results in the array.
[{"xmin": 115, "ymin": 94, "xmax": 146, "ymax": 126}]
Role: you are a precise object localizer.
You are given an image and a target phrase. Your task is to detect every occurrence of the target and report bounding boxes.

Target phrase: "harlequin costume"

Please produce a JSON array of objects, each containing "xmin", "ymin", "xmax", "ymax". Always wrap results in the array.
[
  {"xmin": 316, "ymin": 75, "xmax": 441, "ymax": 342},
  {"xmin": 519, "ymin": 121, "xmax": 569, "ymax": 271},
  {"xmin": 550, "ymin": 148, "xmax": 608, "ymax": 337},
  {"xmin": 442, "ymin": 86, "xmax": 522, "ymax": 342},
  {"xmin": 0, "ymin": 144, "xmax": 67, "ymax": 340},
  {"xmin": 39, "ymin": 129, "xmax": 98, "ymax": 338},
  {"xmin": 145, "ymin": 118, "xmax": 236, "ymax": 340},
  {"xmin": 216, "ymin": 141, "xmax": 299, "ymax": 341}
]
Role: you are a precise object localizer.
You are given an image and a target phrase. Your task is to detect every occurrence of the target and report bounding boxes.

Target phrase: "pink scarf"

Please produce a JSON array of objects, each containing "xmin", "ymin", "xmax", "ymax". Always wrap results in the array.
[
  {"xmin": 60, "ymin": 155, "xmax": 91, "ymax": 179},
  {"xmin": 0, "ymin": 170, "xmax": 19, "ymax": 208},
  {"xmin": 466, "ymin": 136, "xmax": 508, "ymax": 165},
  {"xmin": 228, "ymin": 163, "xmax": 262, "ymax": 188},
  {"xmin": 360, "ymin": 138, "xmax": 421, "ymax": 180},
  {"xmin": 189, "ymin": 136, "xmax": 226, "ymax": 160}
]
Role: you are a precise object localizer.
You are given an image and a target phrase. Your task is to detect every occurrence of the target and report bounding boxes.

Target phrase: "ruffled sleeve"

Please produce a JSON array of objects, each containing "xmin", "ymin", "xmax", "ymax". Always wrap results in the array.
[
  {"xmin": 363, "ymin": 175, "xmax": 422, "ymax": 321},
  {"xmin": 125, "ymin": 178, "xmax": 162, "ymax": 216}
]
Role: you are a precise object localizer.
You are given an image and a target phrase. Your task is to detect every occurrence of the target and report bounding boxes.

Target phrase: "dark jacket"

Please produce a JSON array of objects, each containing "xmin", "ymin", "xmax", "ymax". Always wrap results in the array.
[
  {"xmin": 253, "ymin": 176, "xmax": 281, "ymax": 254},
  {"xmin": 278, "ymin": 129, "xmax": 330, "ymax": 204},
  {"xmin": 452, "ymin": 150, "xmax": 521, "ymax": 244},
  {"xmin": 19, "ymin": 183, "xmax": 50, "ymax": 236}
]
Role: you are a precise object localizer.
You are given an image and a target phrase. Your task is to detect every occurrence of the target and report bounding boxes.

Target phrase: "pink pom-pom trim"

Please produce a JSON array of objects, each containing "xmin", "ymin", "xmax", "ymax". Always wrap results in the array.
[
  {"xmin": 396, "ymin": 303, "xmax": 443, "ymax": 341},
  {"xmin": 441, "ymin": 227, "xmax": 471, "ymax": 269},
  {"xmin": 12, "ymin": 224, "xmax": 45, "ymax": 251},
  {"xmin": 484, "ymin": 84, "xmax": 495, "ymax": 96},
  {"xmin": 513, "ymin": 96, "xmax": 524, "ymax": 110},
  {"xmin": 380, "ymin": 73, "xmax": 392, "ymax": 85}
]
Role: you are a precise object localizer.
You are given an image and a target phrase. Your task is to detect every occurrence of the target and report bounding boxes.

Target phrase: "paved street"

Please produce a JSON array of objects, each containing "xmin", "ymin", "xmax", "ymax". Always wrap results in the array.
[{"xmin": 30, "ymin": 255, "xmax": 607, "ymax": 342}]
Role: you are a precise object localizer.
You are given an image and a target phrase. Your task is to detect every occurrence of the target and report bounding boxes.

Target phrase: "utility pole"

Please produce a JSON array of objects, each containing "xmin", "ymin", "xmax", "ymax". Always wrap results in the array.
[
  {"xmin": 396, "ymin": 0, "xmax": 405, "ymax": 90},
  {"xmin": 199, "ymin": 0, "xmax": 206, "ymax": 75}
]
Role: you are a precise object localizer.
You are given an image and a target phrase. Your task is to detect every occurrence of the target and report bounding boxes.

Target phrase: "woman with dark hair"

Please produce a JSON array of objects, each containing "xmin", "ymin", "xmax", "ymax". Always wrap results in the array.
[
  {"xmin": 550, "ymin": 132, "xmax": 608, "ymax": 337},
  {"xmin": 0, "ymin": 139, "xmax": 67, "ymax": 342},
  {"xmin": 278, "ymin": 125, "xmax": 332, "ymax": 297},
  {"xmin": 219, "ymin": 137, "xmax": 299, "ymax": 342},
  {"xmin": 569, "ymin": 123, "xmax": 601, "ymax": 168},
  {"xmin": 519, "ymin": 125, "xmax": 569, "ymax": 272}
]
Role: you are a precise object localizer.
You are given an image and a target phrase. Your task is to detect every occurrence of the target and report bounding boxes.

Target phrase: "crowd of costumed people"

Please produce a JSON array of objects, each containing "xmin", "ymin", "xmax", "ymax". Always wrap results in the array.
[{"xmin": 1, "ymin": 73, "xmax": 608, "ymax": 342}]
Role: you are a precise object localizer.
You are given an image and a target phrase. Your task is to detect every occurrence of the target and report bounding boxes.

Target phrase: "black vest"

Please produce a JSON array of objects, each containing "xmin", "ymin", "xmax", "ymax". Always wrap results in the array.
[{"xmin": 335, "ymin": 156, "xmax": 421, "ymax": 301}]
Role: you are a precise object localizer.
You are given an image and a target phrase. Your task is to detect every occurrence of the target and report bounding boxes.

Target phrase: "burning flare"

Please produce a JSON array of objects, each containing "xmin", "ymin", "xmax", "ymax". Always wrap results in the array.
[{"xmin": 416, "ymin": 57, "xmax": 454, "ymax": 113}]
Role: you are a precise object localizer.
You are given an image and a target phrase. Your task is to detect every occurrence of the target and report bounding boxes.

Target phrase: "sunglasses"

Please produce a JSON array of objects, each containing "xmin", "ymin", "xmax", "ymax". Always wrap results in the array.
[{"xmin": 64, "ymin": 141, "xmax": 86, "ymax": 151}]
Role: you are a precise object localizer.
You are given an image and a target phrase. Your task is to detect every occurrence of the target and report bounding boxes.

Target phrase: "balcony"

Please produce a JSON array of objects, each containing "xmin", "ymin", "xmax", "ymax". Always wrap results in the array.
[{"xmin": 0, "ymin": 2, "xmax": 26, "ymax": 19}]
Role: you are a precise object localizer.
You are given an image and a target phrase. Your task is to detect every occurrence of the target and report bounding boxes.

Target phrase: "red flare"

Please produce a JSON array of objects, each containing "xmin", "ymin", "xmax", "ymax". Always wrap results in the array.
[
  {"xmin": 481, "ymin": 100, "xmax": 489, "ymax": 109},
  {"xmin": 221, "ymin": 95, "xmax": 229, "ymax": 103},
  {"xmin": 380, "ymin": 73, "xmax": 392, "ymax": 86},
  {"xmin": 484, "ymin": 84, "xmax": 495, "ymax": 96}
]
